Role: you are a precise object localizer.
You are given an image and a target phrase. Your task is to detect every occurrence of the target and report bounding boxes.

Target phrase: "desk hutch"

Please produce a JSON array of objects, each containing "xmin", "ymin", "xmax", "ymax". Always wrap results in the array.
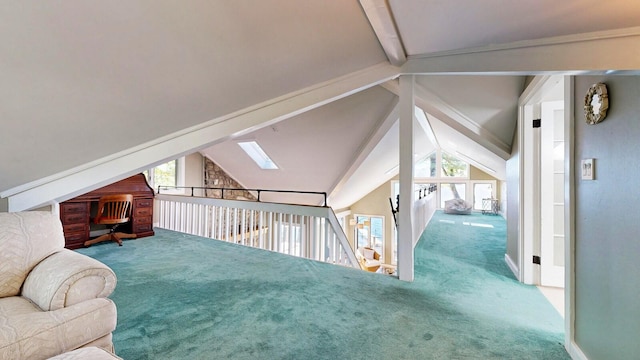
[{"xmin": 59, "ymin": 173, "xmax": 155, "ymax": 249}]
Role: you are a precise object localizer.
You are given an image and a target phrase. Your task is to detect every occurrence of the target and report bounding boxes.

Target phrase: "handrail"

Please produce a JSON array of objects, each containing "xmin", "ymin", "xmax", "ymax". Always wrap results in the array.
[
  {"xmin": 154, "ymin": 194, "xmax": 358, "ymax": 268},
  {"xmin": 157, "ymin": 186, "xmax": 328, "ymax": 206}
]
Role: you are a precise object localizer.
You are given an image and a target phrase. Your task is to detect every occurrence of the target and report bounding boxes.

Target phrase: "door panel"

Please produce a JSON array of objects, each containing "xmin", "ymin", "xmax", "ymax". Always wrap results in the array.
[{"xmin": 540, "ymin": 101, "xmax": 565, "ymax": 287}]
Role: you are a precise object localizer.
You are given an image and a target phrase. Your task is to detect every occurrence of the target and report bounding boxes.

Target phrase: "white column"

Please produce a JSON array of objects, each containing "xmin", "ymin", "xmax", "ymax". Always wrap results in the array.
[{"xmin": 398, "ymin": 75, "xmax": 415, "ymax": 282}]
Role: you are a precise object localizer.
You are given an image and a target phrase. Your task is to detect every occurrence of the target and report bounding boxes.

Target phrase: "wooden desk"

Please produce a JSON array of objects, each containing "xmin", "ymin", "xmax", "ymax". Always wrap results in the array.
[{"xmin": 60, "ymin": 174, "xmax": 155, "ymax": 249}]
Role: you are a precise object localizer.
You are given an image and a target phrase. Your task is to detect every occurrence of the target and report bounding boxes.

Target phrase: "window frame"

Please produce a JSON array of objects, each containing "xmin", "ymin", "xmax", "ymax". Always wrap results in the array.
[{"xmin": 145, "ymin": 158, "xmax": 186, "ymax": 195}]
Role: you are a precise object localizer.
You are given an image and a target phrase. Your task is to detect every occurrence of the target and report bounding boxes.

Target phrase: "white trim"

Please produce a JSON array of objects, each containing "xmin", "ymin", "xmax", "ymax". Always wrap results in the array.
[
  {"xmin": 564, "ymin": 76, "xmax": 577, "ymax": 356},
  {"xmin": 410, "ymin": 26, "xmax": 640, "ymax": 60},
  {"xmin": 567, "ymin": 341, "xmax": 589, "ymax": 360},
  {"xmin": 397, "ymin": 74, "xmax": 415, "ymax": 282},
  {"xmin": 3, "ymin": 62, "xmax": 400, "ymax": 211},
  {"xmin": 504, "ymin": 253, "xmax": 519, "ymax": 280},
  {"xmin": 359, "ymin": 0, "xmax": 406, "ymax": 66},
  {"xmin": 518, "ymin": 75, "xmax": 576, "ymax": 355},
  {"xmin": 148, "ymin": 158, "xmax": 186, "ymax": 195},
  {"xmin": 402, "ymin": 26, "xmax": 640, "ymax": 75},
  {"xmin": 415, "ymin": 83, "xmax": 512, "ymax": 158},
  {"xmin": 380, "ymin": 79, "xmax": 511, "ymax": 160}
]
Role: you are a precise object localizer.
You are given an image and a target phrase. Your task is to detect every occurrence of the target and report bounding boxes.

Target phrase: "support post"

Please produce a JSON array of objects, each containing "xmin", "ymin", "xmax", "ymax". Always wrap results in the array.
[{"xmin": 398, "ymin": 75, "xmax": 415, "ymax": 282}]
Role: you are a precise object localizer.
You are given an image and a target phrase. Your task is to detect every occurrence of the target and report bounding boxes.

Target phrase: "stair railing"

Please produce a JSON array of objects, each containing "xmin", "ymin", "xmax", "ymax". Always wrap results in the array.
[{"xmin": 155, "ymin": 194, "xmax": 358, "ymax": 268}]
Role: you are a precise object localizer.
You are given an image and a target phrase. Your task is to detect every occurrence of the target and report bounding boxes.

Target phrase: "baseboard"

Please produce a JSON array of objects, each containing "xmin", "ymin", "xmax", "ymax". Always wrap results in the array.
[
  {"xmin": 567, "ymin": 340, "xmax": 589, "ymax": 360},
  {"xmin": 504, "ymin": 254, "xmax": 519, "ymax": 280}
]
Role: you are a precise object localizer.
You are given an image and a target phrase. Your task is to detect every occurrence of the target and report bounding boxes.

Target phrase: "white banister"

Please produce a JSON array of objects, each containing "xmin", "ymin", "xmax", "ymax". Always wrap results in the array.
[
  {"xmin": 155, "ymin": 194, "xmax": 358, "ymax": 268},
  {"xmin": 412, "ymin": 191, "xmax": 437, "ymax": 247}
]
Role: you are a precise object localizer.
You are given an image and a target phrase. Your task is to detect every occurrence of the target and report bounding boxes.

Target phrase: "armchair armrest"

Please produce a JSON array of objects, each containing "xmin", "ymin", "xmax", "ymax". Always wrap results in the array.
[{"xmin": 22, "ymin": 249, "xmax": 117, "ymax": 311}]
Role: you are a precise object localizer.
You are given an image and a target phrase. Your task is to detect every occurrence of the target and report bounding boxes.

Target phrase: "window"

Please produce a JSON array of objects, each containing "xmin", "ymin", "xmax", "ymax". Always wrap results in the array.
[
  {"xmin": 440, "ymin": 183, "xmax": 467, "ymax": 208},
  {"xmin": 415, "ymin": 153, "xmax": 437, "ymax": 178},
  {"xmin": 354, "ymin": 215, "xmax": 384, "ymax": 261},
  {"xmin": 392, "ymin": 150, "xmax": 496, "ymax": 212},
  {"xmin": 238, "ymin": 141, "xmax": 278, "ymax": 170},
  {"xmin": 145, "ymin": 158, "xmax": 184, "ymax": 194},
  {"xmin": 473, "ymin": 183, "xmax": 494, "ymax": 210},
  {"xmin": 441, "ymin": 152, "xmax": 469, "ymax": 178}
]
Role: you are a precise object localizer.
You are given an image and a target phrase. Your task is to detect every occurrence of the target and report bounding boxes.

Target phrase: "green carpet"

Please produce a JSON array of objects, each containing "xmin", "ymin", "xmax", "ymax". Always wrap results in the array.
[{"xmin": 77, "ymin": 211, "xmax": 568, "ymax": 359}]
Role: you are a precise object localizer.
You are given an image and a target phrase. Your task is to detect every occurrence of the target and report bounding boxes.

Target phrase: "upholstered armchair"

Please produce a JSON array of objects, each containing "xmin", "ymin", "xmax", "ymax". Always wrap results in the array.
[
  {"xmin": 356, "ymin": 247, "xmax": 382, "ymax": 272},
  {"xmin": 0, "ymin": 212, "xmax": 118, "ymax": 360}
]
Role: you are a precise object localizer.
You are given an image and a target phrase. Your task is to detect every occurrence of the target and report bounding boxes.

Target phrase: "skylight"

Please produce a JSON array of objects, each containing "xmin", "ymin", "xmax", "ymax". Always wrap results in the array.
[{"xmin": 238, "ymin": 141, "xmax": 279, "ymax": 170}]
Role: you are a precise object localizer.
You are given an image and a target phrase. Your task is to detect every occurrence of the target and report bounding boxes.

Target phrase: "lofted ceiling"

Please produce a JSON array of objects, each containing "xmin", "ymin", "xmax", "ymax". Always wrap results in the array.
[
  {"xmin": 0, "ymin": 0, "xmax": 386, "ymax": 194},
  {"xmin": 201, "ymin": 86, "xmax": 398, "ymax": 206},
  {"xmin": 1, "ymin": 1, "xmax": 639, "ymax": 210},
  {"xmin": 389, "ymin": 0, "xmax": 640, "ymax": 56}
]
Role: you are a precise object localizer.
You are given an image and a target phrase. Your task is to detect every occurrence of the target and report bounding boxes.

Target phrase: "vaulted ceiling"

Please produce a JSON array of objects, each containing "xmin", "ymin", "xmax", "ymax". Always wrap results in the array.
[{"xmin": 2, "ymin": 1, "xmax": 639, "ymax": 210}]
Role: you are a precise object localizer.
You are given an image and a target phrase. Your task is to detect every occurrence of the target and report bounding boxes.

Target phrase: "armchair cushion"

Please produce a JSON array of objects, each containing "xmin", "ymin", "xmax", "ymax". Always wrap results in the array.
[
  {"xmin": 0, "ymin": 211, "xmax": 118, "ymax": 359},
  {"xmin": 0, "ymin": 212, "xmax": 65, "ymax": 298},
  {"xmin": 0, "ymin": 296, "xmax": 117, "ymax": 360},
  {"xmin": 23, "ymin": 249, "xmax": 117, "ymax": 311}
]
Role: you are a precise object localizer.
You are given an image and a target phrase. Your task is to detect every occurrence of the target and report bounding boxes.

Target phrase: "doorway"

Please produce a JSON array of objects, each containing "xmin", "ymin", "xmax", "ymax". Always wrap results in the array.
[
  {"xmin": 519, "ymin": 76, "xmax": 570, "ymax": 324},
  {"xmin": 540, "ymin": 100, "xmax": 565, "ymax": 289}
]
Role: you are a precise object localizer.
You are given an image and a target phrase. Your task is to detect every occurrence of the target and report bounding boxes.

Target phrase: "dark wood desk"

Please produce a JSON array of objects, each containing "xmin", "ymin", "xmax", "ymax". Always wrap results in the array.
[{"xmin": 60, "ymin": 174, "xmax": 155, "ymax": 249}]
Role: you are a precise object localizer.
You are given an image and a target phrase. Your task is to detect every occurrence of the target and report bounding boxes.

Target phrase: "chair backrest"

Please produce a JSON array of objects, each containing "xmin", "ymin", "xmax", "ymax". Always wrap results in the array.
[
  {"xmin": 356, "ymin": 247, "xmax": 380, "ymax": 261},
  {"xmin": 94, "ymin": 194, "xmax": 133, "ymax": 225}
]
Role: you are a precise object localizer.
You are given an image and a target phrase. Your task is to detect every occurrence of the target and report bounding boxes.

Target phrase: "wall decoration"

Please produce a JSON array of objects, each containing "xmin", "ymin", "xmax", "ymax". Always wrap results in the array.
[
  {"xmin": 581, "ymin": 159, "xmax": 595, "ymax": 180},
  {"xmin": 584, "ymin": 83, "xmax": 608, "ymax": 125}
]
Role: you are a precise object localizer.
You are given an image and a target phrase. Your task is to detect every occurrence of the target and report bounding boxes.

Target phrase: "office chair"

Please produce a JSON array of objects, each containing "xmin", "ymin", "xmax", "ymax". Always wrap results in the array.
[{"xmin": 84, "ymin": 194, "xmax": 137, "ymax": 247}]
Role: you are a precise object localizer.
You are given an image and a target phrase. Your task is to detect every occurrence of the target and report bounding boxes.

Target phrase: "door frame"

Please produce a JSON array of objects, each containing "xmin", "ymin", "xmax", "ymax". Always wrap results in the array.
[{"xmin": 517, "ymin": 75, "xmax": 575, "ymax": 353}]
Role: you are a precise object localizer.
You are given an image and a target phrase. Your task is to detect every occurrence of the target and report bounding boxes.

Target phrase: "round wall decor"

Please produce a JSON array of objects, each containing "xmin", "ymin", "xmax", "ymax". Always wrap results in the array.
[{"xmin": 584, "ymin": 83, "xmax": 608, "ymax": 125}]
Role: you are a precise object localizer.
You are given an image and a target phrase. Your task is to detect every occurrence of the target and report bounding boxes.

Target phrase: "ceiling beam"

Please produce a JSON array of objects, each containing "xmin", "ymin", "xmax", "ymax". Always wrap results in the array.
[
  {"xmin": 402, "ymin": 26, "xmax": 640, "ymax": 75},
  {"xmin": 415, "ymin": 108, "xmax": 440, "ymax": 150},
  {"xmin": 3, "ymin": 62, "xmax": 401, "ymax": 211},
  {"xmin": 360, "ymin": 0, "xmax": 407, "ymax": 66},
  {"xmin": 381, "ymin": 80, "xmax": 512, "ymax": 160},
  {"xmin": 327, "ymin": 98, "xmax": 399, "ymax": 204}
]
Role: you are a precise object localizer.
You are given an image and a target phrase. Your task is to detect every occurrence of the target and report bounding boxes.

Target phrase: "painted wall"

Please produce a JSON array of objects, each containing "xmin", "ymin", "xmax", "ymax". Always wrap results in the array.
[
  {"xmin": 469, "ymin": 165, "xmax": 497, "ymax": 180},
  {"xmin": 505, "ymin": 120, "xmax": 520, "ymax": 274},
  {"xmin": 184, "ymin": 153, "xmax": 204, "ymax": 190},
  {"xmin": 470, "ymin": 165, "xmax": 501, "ymax": 203},
  {"xmin": 574, "ymin": 76, "xmax": 640, "ymax": 360}
]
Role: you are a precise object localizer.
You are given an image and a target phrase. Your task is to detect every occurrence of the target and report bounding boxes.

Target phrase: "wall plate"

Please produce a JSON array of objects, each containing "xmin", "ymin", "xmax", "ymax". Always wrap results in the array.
[{"xmin": 581, "ymin": 159, "xmax": 595, "ymax": 180}]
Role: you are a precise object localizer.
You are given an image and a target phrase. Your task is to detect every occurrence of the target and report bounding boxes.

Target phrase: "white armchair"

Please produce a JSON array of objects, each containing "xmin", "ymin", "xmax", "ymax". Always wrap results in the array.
[
  {"xmin": 356, "ymin": 247, "xmax": 382, "ymax": 272},
  {"xmin": 0, "ymin": 212, "xmax": 118, "ymax": 360}
]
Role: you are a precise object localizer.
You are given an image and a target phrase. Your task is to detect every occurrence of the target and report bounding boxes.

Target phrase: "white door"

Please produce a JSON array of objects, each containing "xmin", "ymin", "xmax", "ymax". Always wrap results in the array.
[{"xmin": 540, "ymin": 100, "xmax": 565, "ymax": 288}]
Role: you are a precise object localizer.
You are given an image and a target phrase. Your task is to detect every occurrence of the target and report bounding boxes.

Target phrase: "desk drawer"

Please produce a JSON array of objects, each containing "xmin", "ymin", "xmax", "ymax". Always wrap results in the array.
[
  {"xmin": 133, "ymin": 223, "xmax": 153, "ymax": 233},
  {"xmin": 135, "ymin": 198, "xmax": 153, "ymax": 208},
  {"xmin": 135, "ymin": 207, "xmax": 152, "ymax": 217},
  {"xmin": 64, "ymin": 231, "xmax": 87, "ymax": 243},
  {"xmin": 61, "ymin": 202, "xmax": 88, "ymax": 214},
  {"xmin": 134, "ymin": 216, "xmax": 152, "ymax": 225},
  {"xmin": 64, "ymin": 223, "xmax": 87, "ymax": 233},
  {"xmin": 63, "ymin": 212, "xmax": 87, "ymax": 224}
]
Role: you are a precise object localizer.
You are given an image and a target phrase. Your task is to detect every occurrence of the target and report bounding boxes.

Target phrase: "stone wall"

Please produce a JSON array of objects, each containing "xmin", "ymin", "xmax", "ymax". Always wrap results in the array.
[{"xmin": 203, "ymin": 157, "xmax": 256, "ymax": 201}]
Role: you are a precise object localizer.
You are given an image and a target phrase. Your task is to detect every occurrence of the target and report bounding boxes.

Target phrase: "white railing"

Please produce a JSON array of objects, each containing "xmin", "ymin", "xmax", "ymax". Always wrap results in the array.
[
  {"xmin": 413, "ymin": 190, "xmax": 437, "ymax": 247},
  {"xmin": 155, "ymin": 194, "xmax": 358, "ymax": 268}
]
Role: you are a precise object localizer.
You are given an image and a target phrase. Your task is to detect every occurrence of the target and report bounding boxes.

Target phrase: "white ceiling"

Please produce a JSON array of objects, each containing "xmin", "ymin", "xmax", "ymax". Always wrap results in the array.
[
  {"xmin": 201, "ymin": 86, "xmax": 398, "ymax": 206},
  {"xmin": 390, "ymin": 0, "xmax": 640, "ymax": 56},
  {"xmin": 1, "ymin": 1, "xmax": 638, "ymax": 210},
  {"xmin": 0, "ymin": 0, "xmax": 385, "ymax": 193}
]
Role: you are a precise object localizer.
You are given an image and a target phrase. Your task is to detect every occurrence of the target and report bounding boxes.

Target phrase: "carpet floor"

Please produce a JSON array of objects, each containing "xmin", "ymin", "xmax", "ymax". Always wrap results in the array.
[{"xmin": 77, "ymin": 211, "xmax": 568, "ymax": 359}]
